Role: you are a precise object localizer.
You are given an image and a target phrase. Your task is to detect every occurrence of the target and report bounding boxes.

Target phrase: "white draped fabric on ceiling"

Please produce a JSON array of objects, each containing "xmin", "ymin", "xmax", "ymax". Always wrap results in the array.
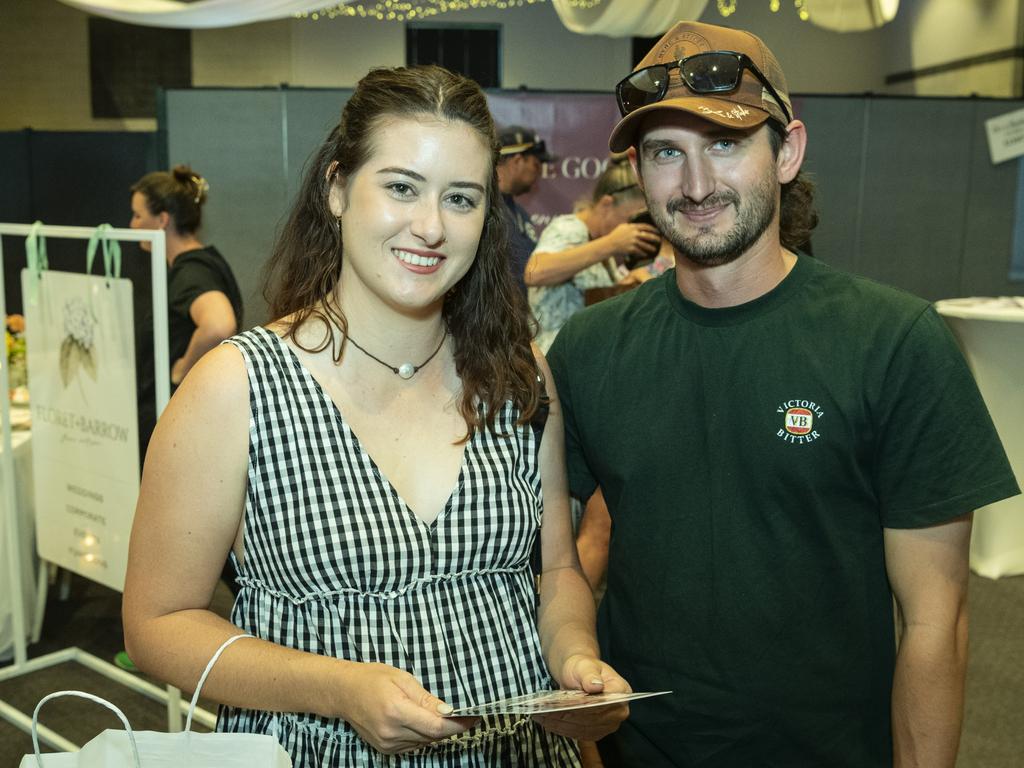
[
  {"xmin": 550, "ymin": 0, "xmax": 708, "ymax": 36},
  {"xmin": 56, "ymin": 0, "xmax": 897, "ymax": 33},
  {"xmin": 804, "ymin": 0, "xmax": 899, "ymax": 32},
  {"xmin": 55, "ymin": 0, "xmax": 338, "ymax": 29}
]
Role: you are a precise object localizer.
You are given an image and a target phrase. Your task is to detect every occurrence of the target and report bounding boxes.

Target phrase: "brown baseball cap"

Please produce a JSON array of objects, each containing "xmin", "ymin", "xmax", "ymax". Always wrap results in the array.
[{"xmin": 609, "ymin": 21, "xmax": 792, "ymax": 152}]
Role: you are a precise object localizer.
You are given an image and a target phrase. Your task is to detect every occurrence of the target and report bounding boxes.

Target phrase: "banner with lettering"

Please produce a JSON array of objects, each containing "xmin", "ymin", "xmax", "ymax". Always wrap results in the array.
[
  {"xmin": 487, "ymin": 91, "xmax": 622, "ymax": 236},
  {"xmin": 23, "ymin": 270, "xmax": 139, "ymax": 592}
]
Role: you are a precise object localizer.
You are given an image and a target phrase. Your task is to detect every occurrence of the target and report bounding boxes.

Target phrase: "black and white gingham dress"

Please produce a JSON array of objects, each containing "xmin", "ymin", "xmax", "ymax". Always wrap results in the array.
[{"xmin": 217, "ymin": 328, "xmax": 581, "ymax": 767}]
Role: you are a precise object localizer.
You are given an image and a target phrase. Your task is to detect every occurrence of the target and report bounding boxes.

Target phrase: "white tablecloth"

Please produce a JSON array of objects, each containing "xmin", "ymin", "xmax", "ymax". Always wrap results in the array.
[
  {"xmin": 936, "ymin": 298, "xmax": 1024, "ymax": 579},
  {"xmin": 0, "ymin": 416, "xmax": 37, "ymax": 660}
]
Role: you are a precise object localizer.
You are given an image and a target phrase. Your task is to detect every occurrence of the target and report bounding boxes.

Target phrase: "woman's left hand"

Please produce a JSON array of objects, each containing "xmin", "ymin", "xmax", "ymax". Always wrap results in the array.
[{"xmin": 532, "ymin": 654, "xmax": 632, "ymax": 741}]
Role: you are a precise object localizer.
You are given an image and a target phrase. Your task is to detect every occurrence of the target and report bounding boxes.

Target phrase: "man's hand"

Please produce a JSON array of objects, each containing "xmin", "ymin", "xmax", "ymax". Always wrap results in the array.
[{"xmin": 606, "ymin": 222, "xmax": 661, "ymax": 258}]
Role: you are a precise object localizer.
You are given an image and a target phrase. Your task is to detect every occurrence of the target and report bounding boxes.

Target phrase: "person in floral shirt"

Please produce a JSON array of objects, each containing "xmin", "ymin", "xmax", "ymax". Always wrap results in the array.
[{"xmin": 525, "ymin": 157, "xmax": 660, "ymax": 352}]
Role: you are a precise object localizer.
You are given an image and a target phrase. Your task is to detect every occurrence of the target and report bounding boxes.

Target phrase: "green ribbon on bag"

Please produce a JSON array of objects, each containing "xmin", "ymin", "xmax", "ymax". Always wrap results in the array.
[
  {"xmin": 86, "ymin": 223, "xmax": 122, "ymax": 280},
  {"xmin": 24, "ymin": 220, "xmax": 48, "ymax": 304}
]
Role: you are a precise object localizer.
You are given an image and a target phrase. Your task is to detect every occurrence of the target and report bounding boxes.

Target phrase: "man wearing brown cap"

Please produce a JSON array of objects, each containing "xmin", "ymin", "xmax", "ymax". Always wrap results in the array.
[
  {"xmin": 497, "ymin": 125, "xmax": 551, "ymax": 295},
  {"xmin": 547, "ymin": 20, "xmax": 1019, "ymax": 768}
]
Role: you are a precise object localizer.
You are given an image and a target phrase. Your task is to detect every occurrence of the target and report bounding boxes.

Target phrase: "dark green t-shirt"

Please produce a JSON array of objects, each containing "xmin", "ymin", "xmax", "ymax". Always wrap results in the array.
[{"xmin": 547, "ymin": 256, "xmax": 1019, "ymax": 767}]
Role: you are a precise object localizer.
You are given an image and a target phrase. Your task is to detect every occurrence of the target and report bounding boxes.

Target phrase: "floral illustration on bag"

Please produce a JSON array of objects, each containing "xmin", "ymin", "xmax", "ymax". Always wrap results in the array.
[{"xmin": 60, "ymin": 297, "xmax": 98, "ymax": 391}]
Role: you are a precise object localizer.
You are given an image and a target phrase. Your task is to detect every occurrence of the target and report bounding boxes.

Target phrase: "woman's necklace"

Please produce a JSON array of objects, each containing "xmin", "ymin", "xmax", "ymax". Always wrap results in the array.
[{"xmin": 344, "ymin": 329, "xmax": 447, "ymax": 380}]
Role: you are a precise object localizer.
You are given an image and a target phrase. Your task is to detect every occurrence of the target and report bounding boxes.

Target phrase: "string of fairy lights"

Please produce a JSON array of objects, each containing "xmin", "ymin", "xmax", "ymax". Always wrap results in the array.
[
  {"xmin": 719, "ymin": 0, "xmax": 809, "ymax": 21},
  {"xmin": 299, "ymin": 0, "xmax": 810, "ymax": 23},
  {"xmin": 300, "ymin": 0, "xmax": 571, "ymax": 23}
]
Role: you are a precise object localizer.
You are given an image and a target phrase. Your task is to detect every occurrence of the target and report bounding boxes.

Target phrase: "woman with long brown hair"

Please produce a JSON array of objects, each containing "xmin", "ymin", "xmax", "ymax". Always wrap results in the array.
[{"xmin": 123, "ymin": 65, "xmax": 629, "ymax": 766}]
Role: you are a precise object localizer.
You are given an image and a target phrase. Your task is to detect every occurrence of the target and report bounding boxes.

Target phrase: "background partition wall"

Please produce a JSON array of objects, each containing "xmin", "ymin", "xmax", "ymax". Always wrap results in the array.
[
  {"xmin": 0, "ymin": 130, "xmax": 158, "ymax": 316},
  {"xmin": 164, "ymin": 88, "xmax": 353, "ymax": 327},
  {"xmin": 799, "ymin": 96, "xmax": 1023, "ymax": 301},
  {"xmin": 2, "ymin": 91, "xmax": 1021, "ymax": 329},
  {"xmin": 164, "ymin": 88, "xmax": 1024, "ymax": 328}
]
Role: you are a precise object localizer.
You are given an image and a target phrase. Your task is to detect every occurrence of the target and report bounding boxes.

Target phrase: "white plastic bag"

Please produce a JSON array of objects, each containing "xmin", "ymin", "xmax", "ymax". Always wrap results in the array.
[{"xmin": 20, "ymin": 634, "xmax": 292, "ymax": 767}]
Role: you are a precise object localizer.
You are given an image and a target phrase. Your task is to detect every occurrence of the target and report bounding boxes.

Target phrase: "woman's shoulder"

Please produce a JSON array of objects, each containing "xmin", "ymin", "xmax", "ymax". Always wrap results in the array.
[
  {"xmin": 159, "ymin": 344, "xmax": 250, "ymax": 435},
  {"xmin": 224, "ymin": 325, "xmax": 280, "ymax": 357}
]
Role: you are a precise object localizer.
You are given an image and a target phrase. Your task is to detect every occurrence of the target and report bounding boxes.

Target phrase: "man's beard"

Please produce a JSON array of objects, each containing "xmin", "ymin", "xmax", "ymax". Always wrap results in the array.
[{"xmin": 651, "ymin": 171, "xmax": 778, "ymax": 267}]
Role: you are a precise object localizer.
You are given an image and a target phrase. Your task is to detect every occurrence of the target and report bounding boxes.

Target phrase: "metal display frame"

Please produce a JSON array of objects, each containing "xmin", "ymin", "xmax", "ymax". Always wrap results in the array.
[{"xmin": 0, "ymin": 222, "xmax": 215, "ymax": 750}]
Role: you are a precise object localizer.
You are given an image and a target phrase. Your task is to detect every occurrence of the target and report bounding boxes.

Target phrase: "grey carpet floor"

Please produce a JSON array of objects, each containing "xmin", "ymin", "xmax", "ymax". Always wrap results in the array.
[{"xmin": 0, "ymin": 572, "xmax": 1021, "ymax": 767}]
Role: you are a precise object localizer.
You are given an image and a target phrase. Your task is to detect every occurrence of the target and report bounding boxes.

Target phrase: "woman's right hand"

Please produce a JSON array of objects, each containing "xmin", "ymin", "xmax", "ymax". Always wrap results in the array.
[
  {"xmin": 335, "ymin": 662, "xmax": 478, "ymax": 754},
  {"xmin": 606, "ymin": 222, "xmax": 661, "ymax": 258}
]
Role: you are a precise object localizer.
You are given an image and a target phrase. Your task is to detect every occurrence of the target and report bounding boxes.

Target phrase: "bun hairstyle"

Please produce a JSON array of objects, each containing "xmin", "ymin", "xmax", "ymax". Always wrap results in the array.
[
  {"xmin": 262, "ymin": 64, "xmax": 542, "ymax": 438},
  {"xmin": 591, "ymin": 155, "xmax": 644, "ymax": 205},
  {"xmin": 130, "ymin": 164, "xmax": 209, "ymax": 235}
]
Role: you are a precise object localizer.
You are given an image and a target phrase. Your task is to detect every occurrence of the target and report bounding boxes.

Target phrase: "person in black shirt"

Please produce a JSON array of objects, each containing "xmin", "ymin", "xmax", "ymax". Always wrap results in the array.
[
  {"xmin": 130, "ymin": 166, "xmax": 243, "ymax": 392},
  {"xmin": 496, "ymin": 126, "xmax": 550, "ymax": 296}
]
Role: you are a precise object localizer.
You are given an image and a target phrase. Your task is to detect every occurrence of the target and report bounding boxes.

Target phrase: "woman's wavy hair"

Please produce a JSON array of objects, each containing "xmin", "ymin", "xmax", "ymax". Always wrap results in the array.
[
  {"xmin": 130, "ymin": 165, "xmax": 208, "ymax": 235},
  {"xmin": 767, "ymin": 122, "xmax": 818, "ymax": 252},
  {"xmin": 262, "ymin": 64, "xmax": 542, "ymax": 438}
]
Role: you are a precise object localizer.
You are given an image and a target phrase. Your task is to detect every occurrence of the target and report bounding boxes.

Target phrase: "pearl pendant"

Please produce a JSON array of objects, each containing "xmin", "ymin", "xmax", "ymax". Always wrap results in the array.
[{"xmin": 398, "ymin": 362, "xmax": 416, "ymax": 379}]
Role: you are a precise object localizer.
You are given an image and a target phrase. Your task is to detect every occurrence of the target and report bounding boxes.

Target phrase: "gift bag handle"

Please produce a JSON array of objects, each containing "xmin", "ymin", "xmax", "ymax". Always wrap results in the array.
[
  {"xmin": 24, "ymin": 220, "xmax": 48, "ymax": 305},
  {"xmin": 30, "ymin": 690, "xmax": 141, "ymax": 768},
  {"xmin": 85, "ymin": 223, "xmax": 122, "ymax": 280},
  {"xmin": 185, "ymin": 633, "xmax": 254, "ymax": 732}
]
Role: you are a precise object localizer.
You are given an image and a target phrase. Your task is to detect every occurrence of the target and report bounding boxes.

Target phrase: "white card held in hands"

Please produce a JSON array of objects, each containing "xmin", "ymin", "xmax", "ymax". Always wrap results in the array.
[{"xmin": 447, "ymin": 689, "xmax": 671, "ymax": 717}]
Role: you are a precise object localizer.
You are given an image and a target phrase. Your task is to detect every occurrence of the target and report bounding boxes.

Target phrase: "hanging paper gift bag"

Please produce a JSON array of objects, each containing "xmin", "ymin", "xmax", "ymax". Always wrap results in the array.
[{"xmin": 20, "ymin": 634, "xmax": 292, "ymax": 767}]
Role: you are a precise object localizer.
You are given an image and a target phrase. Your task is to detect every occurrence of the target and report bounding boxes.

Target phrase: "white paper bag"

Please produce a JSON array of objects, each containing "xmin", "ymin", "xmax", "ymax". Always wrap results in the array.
[
  {"xmin": 20, "ymin": 635, "xmax": 292, "ymax": 768},
  {"xmin": 22, "ymin": 266, "xmax": 141, "ymax": 592}
]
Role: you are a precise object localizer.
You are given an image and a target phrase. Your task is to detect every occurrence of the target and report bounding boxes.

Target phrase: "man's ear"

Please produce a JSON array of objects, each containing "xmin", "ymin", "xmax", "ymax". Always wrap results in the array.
[
  {"xmin": 776, "ymin": 120, "xmax": 807, "ymax": 185},
  {"xmin": 157, "ymin": 211, "xmax": 171, "ymax": 230},
  {"xmin": 627, "ymin": 147, "xmax": 644, "ymax": 191}
]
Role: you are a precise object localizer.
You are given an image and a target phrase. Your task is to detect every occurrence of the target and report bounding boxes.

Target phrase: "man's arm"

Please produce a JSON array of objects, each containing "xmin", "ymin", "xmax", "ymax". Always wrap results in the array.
[
  {"xmin": 576, "ymin": 488, "xmax": 611, "ymax": 593},
  {"xmin": 172, "ymin": 290, "xmax": 238, "ymax": 384},
  {"xmin": 884, "ymin": 513, "xmax": 972, "ymax": 768},
  {"xmin": 524, "ymin": 222, "xmax": 660, "ymax": 287}
]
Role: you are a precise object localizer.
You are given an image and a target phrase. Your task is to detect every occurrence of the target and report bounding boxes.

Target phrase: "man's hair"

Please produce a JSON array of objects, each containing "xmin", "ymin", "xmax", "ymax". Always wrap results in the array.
[{"xmin": 767, "ymin": 122, "xmax": 818, "ymax": 252}]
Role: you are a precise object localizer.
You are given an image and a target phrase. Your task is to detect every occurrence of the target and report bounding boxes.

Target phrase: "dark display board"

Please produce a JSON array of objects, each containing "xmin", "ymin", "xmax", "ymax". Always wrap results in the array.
[{"xmin": 0, "ymin": 129, "xmax": 158, "ymax": 314}]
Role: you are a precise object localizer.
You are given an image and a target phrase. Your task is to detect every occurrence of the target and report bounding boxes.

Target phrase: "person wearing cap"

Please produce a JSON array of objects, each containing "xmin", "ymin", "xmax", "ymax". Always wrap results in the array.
[
  {"xmin": 546, "ymin": 20, "xmax": 1019, "ymax": 768},
  {"xmin": 497, "ymin": 125, "xmax": 549, "ymax": 295}
]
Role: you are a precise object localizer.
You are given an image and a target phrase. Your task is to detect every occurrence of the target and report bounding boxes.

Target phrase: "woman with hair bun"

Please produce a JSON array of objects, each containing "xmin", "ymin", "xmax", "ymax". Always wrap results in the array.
[
  {"xmin": 129, "ymin": 165, "xmax": 243, "ymax": 389},
  {"xmin": 123, "ymin": 65, "xmax": 629, "ymax": 766}
]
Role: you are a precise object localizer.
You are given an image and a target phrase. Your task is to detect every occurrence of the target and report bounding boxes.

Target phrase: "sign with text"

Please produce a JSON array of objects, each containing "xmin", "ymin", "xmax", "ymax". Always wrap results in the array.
[
  {"xmin": 23, "ymin": 270, "xmax": 140, "ymax": 591},
  {"xmin": 985, "ymin": 107, "xmax": 1024, "ymax": 164},
  {"xmin": 487, "ymin": 92, "xmax": 622, "ymax": 235}
]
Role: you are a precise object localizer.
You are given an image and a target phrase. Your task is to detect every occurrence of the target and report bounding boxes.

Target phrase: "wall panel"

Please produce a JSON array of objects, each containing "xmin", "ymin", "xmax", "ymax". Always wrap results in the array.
[
  {"xmin": 161, "ymin": 89, "xmax": 1024, "ymax": 326},
  {"xmin": 166, "ymin": 90, "xmax": 287, "ymax": 328}
]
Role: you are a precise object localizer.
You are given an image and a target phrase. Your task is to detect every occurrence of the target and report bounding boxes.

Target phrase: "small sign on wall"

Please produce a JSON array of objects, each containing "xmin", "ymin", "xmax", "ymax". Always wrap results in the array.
[{"xmin": 985, "ymin": 108, "xmax": 1024, "ymax": 164}]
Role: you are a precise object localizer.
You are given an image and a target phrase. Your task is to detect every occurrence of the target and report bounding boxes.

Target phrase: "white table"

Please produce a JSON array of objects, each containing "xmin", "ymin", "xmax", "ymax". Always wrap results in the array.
[
  {"xmin": 0, "ymin": 416, "xmax": 39, "ymax": 660},
  {"xmin": 936, "ymin": 298, "xmax": 1024, "ymax": 579}
]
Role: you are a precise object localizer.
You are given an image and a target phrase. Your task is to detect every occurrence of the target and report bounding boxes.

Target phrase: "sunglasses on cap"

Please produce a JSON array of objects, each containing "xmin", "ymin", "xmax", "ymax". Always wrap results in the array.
[{"xmin": 615, "ymin": 51, "xmax": 792, "ymax": 125}]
